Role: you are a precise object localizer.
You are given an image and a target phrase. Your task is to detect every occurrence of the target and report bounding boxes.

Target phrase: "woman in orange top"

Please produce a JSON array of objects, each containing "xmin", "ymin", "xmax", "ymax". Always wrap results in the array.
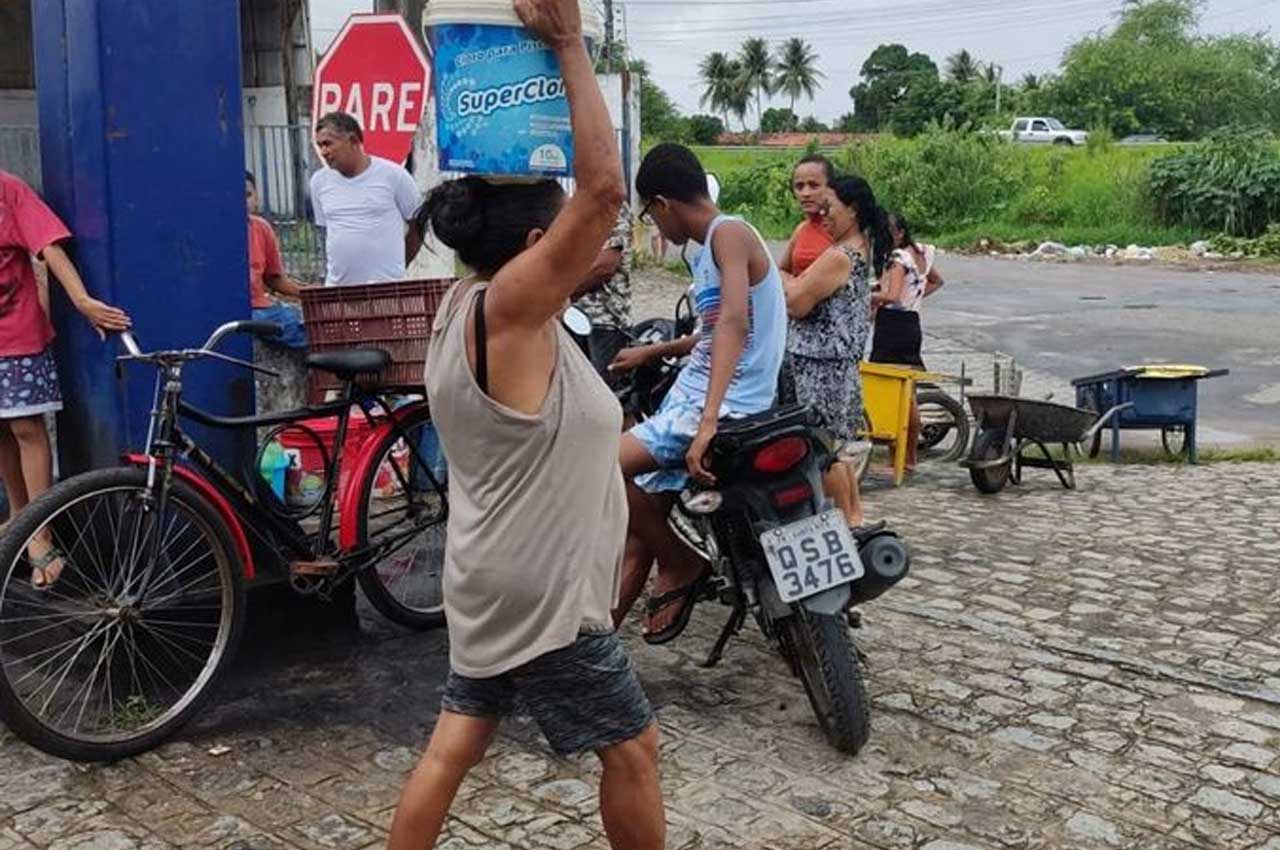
[{"xmin": 779, "ymin": 154, "xmax": 836, "ymax": 276}]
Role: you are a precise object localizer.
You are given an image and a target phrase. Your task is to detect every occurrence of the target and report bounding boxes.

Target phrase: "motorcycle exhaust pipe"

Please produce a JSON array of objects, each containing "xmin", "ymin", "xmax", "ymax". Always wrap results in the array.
[{"xmin": 848, "ymin": 533, "xmax": 910, "ymax": 606}]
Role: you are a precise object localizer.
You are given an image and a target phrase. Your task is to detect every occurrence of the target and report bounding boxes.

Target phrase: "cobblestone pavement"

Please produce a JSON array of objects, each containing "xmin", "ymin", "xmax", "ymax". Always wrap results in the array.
[
  {"xmin": 3, "ymin": 271, "xmax": 1278, "ymax": 849},
  {"xmin": 3, "ymin": 460, "xmax": 1277, "ymax": 850}
]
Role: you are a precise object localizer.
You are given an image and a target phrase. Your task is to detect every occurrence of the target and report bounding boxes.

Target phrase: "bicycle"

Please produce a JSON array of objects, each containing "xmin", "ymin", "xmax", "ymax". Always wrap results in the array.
[{"xmin": 0, "ymin": 320, "xmax": 447, "ymax": 761}]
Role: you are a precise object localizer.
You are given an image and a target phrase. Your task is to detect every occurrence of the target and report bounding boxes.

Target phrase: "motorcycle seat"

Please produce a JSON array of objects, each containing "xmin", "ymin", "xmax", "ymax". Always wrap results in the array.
[{"xmin": 710, "ymin": 404, "xmax": 821, "ymax": 458}]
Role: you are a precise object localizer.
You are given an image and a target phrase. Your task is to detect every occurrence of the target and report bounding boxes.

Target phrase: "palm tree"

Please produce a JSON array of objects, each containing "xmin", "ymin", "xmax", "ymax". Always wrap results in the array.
[
  {"xmin": 723, "ymin": 65, "xmax": 751, "ymax": 131},
  {"xmin": 775, "ymin": 38, "xmax": 824, "ymax": 113},
  {"xmin": 699, "ymin": 51, "xmax": 738, "ymax": 128},
  {"xmin": 1021, "ymin": 72, "xmax": 1041, "ymax": 90},
  {"xmin": 982, "ymin": 62, "xmax": 1002, "ymax": 87},
  {"xmin": 737, "ymin": 37, "xmax": 775, "ymax": 131},
  {"xmin": 946, "ymin": 49, "xmax": 980, "ymax": 84}
]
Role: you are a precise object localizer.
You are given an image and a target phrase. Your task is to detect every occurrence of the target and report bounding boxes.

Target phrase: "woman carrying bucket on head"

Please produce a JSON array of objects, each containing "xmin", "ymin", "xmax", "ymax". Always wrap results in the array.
[{"xmin": 384, "ymin": 1, "xmax": 664, "ymax": 849}]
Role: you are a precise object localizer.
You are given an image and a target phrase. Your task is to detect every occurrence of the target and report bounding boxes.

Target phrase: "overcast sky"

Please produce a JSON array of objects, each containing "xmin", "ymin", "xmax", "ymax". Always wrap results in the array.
[{"xmin": 312, "ymin": 0, "xmax": 1280, "ymax": 123}]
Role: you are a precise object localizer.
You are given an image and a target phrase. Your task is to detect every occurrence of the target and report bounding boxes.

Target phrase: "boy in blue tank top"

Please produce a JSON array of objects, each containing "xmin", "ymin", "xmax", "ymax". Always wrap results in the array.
[{"xmin": 610, "ymin": 143, "xmax": 786, "ymax": 644}]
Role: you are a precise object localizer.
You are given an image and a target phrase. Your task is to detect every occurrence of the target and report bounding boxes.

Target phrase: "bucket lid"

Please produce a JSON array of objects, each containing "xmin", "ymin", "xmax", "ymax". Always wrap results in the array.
[
  {"xmin": 423, "ymin": 0, "xmax": 604, "ymax": 40},
  {"xmin": 1123, "ymin": 364, "xmax": 1211, "ymax": 379}
]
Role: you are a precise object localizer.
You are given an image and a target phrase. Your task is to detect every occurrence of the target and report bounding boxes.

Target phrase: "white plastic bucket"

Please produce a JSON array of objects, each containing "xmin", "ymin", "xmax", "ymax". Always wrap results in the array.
[{"xmin": 424, "ymin": 0, "xmax": 603, "ymax": 178}]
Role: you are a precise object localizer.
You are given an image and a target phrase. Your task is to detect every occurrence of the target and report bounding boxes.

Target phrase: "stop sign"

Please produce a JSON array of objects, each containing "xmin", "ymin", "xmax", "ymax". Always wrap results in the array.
[{"xmin": 312, "ymin": 14, "xmax": 431, "ymax": 163}]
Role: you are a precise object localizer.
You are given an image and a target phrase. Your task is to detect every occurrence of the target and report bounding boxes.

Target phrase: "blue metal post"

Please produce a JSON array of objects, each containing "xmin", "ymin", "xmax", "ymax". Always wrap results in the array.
[{"xmin": 33, "ymin": 0, "xmax": 254, "ymax": 474}]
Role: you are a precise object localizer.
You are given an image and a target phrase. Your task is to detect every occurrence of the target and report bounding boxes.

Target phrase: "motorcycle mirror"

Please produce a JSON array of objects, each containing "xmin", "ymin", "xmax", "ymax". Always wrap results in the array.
[
  {"xmin": 706, "ymin": 172, "xmax": 721, "ymax": 204},
  {"xmin": 562, "ymin": 306, "xmax": 593, "ymax": 337}
]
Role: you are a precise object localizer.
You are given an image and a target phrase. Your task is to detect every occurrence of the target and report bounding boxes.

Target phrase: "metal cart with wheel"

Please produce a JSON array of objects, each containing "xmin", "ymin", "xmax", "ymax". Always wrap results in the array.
[
  {"xmin": 961, "ymin": 394, "xmax": 1130, "ymax": 493},
  {"xmin": 1071, "ymin": 365, "xmax": 1229, "ymax": 463}
]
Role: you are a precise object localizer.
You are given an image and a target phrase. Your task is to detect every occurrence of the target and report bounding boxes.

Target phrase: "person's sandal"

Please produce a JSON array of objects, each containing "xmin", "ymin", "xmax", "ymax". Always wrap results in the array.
[
  {"xmin": 642, "ymin": 570, "xmax": 712, "ymax": 646},
  {"xmin": 30, "ymin": 547, "xmax": 66, "ymax": 591}
]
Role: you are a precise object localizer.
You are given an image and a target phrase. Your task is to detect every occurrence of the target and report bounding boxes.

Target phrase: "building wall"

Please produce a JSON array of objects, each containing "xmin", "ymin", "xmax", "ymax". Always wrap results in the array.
[
  {"xmin": 0, "ymin": 1, "xmax": 35, "ymax": 90},
  {"xmin": 0, "ymin": 91, "xmax": 37, "ymax": 125},
  {"xmin": 0, "ymin": 0, "xmax": 37, "ymax": 126}
]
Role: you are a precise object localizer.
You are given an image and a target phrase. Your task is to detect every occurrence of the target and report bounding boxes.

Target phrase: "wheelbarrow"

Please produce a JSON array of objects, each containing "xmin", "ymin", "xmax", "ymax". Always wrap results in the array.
[{"xmin": 960, "ymin": 394, "xmax": 1132, "ymax": 493}]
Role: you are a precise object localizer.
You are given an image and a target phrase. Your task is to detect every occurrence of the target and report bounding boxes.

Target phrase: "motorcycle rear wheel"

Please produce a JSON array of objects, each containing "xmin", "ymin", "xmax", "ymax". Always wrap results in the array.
[{"xmin": 781, "ymin": 610, "xmax": 871, "ymax": 755}]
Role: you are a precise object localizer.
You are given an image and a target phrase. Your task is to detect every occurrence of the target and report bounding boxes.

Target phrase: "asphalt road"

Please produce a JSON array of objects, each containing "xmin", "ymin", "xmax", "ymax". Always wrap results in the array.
[
  {"xmin": 752, "ymin": 241, "xmax": 1278, "ymax": 447},
  {"xmin": 911, "ymin": 256, "xmax": 1280, "ymax": 446}
]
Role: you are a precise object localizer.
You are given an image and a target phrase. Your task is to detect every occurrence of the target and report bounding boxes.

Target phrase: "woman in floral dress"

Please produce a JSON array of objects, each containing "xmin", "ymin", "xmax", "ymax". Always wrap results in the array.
[{"xmin": 780, "ymin": 175, "xmax": 891, "ymax": 527}]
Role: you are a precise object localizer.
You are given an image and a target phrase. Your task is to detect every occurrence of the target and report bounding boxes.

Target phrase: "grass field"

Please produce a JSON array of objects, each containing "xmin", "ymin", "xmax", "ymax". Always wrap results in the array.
[{"xmin": 690, "ymin": 141, "xmax": 1203, "ymax": 247}]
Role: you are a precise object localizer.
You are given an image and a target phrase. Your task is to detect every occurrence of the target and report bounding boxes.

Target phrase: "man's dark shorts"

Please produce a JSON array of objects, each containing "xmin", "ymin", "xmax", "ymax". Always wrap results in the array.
[{"xmin": 441, "ymin": 631, "xmax": 654, "ymax": 756}]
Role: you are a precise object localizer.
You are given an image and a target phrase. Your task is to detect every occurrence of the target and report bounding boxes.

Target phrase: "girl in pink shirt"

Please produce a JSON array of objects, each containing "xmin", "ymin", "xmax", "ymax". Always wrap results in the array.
[{"xmin": 0, "ymin": 170, "xmax": 132, "ymax": 587}]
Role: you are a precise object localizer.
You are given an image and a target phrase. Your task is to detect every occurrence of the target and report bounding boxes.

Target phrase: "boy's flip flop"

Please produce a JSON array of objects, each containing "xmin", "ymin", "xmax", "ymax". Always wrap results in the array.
[{"xmin": 642, "ymin": 570, "xmax": 712, "ymax": 646}]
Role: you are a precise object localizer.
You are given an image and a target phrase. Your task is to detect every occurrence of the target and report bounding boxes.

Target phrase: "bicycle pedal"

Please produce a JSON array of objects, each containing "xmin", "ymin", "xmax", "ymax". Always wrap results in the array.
[{"xmin": 290, "ymin": 559, "xmax": 340, "ymax": 578}]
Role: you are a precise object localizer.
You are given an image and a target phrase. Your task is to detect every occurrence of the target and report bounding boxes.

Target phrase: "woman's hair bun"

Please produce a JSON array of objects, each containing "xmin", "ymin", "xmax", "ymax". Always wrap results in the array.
[{"xmin": 419, "ymin": 178, "xmax": 486, "ymax": 251}]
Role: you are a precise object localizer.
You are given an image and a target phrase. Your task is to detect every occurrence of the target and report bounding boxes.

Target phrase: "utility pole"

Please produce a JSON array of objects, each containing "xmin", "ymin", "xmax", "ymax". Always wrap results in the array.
[
  {"xmin": 604, "ymin": 0, "xmax": 615, "ymax": 69},
  {"xmin": 994, "ymin": 64, "xmax": 1003, "ymax": 116}
]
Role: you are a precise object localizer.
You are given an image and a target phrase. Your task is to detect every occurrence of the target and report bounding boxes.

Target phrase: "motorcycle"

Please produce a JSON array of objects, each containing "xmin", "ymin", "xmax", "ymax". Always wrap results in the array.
[{"xmin": 612, "ymin": 298, "xmax": 911, "ymax": 755}]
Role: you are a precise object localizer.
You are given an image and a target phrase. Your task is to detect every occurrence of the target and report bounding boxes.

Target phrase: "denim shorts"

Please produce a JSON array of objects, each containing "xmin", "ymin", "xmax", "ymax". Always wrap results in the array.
[
  {"xmin": 252, "ymin": 302, "xmax": 308, "ymax": 349},
  {"xmin": 441, "ymin": 631, "xmax": 654, "ymax": 756},
  {"xmin": 629, "ymin": 385, "xmax": 705, "ymax": 493}
]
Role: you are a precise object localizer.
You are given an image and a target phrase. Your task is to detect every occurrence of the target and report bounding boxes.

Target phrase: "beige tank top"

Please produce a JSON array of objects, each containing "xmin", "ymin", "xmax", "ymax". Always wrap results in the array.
[{"xmin": 424, "ymin": 281, "xmax": 627, "ymax": 678}]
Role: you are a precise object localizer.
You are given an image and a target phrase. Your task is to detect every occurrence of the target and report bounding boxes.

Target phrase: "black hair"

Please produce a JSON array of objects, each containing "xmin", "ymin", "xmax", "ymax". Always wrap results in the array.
[
  {"xmin": 830, "ymin": 175, "xmax": 892, "ymax": 277},
  {"xmin": 416, "ymin": 176, "xmax": 565, "ymax": 278},
  {"xmin": 316, "ymin": 111, "xmax": 364, "ymax": 142},
  {"xmin": 245, "ymin": 170, "xmax": 256, "ymax": 186},
  {"xmin": 636, "ymin": 143, "xmax": 709, "ymax": 204},
  {"xmin": 887, "ymin": 211, "xmax": 919, "ymax": 252},
  {"xmin": 793, "ymin": 154, "xmax": 835, "ymax": 185}
]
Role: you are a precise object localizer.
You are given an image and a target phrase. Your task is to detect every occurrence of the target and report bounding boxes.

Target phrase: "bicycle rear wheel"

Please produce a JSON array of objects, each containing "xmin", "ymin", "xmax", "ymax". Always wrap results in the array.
[
  {"xmin": 0, "ymin": 467, "xmax": 244, "ymax": 762},
  {"xmin": 917, "ymin": 389, "xmax": 971, "ymax": 463},
  {"xmin": 354, "ymin": 406, "xmax": 447, "ymax": 630}
]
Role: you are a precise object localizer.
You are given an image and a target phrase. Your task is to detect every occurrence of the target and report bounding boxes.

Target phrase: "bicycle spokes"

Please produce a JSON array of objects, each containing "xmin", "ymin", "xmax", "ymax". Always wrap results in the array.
[
  {"xmin": 358, "ymin": 421, "xmax": 446, "ymax": 621},
  {"xmin": 0, "ymin": 485, "xmax": 234, "ymax": 743}
]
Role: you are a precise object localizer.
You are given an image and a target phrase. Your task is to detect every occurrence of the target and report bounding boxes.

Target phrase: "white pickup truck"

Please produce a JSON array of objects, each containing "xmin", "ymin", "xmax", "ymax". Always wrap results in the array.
[{"xmin": 998, "ymin": 117, "xmax": 1089, "ymax": 146}]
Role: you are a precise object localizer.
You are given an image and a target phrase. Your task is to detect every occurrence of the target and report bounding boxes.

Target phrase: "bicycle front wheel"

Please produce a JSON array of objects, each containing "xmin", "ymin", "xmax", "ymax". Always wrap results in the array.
[
  {"xmin": 354, "ymin": 406, "xmax": 447, "ymax": 630},
  {"xmin": 0, "ymin": 467, "xmax": 245, "ymax": 762}
]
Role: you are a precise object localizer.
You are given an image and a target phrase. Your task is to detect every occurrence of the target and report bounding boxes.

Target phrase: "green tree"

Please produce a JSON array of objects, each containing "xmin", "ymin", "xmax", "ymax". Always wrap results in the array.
[
  {"xmin": 738, "ymin": 37, "xmax": 776, "ymax": 131},
  {"xmin": 835, "ymin": 112, "xmax": 860, "ymax": 133},
  {"xmin": 892, "ymin": 79, "xmax": 960, "ymax": 136},
  {"xmin": 699, "ymin": 52, "xmax": 751, "ymax": 130},
  {"xmin": 638, "ymin": 73, "xmax": 685, "ymax": 141},
  {"xmin": 699, "ymin": 51, "xmax": 735, "ymax": 128},
  {"xmin": 1038, "ymin": 0, "xmax": 1280, "ymax": 138},
  {"xmin": 848, "ymin": 43, "xmax": 939, "ymax": 131},
  {"xmin": 799, "ymin": 116, "xmax": 830, "ymax": 133},
  {"xmin": 776, "ymin": 38, "xmax": 824, "ymax": 113},
  {"xmin": 687, "ymin": 114, "xmax": 726, "ymax": 145},
  {"xmin": 761, "ymin": 107, "xmax": 799, "ymax": 133},
  {"xmin": 724, "ymin": 71, "xmax": 751, "ymax": 132},
  {"xmin": 945, "ymin": 49, "xmax": 980, "ymax": 84}
]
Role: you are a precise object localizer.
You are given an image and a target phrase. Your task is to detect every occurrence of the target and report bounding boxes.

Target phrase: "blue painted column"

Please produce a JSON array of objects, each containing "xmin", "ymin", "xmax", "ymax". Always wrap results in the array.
[{"xmin": 33, "ymin": 0, "xmax": 254, "ymax": 475}]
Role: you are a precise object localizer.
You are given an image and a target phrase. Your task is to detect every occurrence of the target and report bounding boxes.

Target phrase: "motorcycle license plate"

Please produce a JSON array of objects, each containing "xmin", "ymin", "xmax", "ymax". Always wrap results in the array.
[{"xmin": 760, "ymin": 510, "xmax": 864, "ymax": 603}]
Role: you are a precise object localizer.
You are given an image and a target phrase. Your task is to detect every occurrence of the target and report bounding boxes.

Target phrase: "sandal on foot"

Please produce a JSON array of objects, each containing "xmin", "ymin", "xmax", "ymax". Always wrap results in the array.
[
  {"xmin": 30, "ymin": 547, "xmax": 67, "ymax": 591},
  {"xmin": 642, "ymin": 571, "xmax": 711, "ymax": 646}
]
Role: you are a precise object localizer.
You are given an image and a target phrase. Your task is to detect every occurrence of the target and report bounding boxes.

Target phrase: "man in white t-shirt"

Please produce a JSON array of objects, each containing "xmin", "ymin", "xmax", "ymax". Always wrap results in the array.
[{"xmin": 309, "ymin": 111, "xmax": 421, "ymax": 285}]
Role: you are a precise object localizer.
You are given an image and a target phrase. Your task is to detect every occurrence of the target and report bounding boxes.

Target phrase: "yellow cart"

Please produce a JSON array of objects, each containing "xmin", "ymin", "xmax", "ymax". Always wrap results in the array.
[{"xmin": 858, "ymin": 362, "xmax": 949, "ymax": 486}]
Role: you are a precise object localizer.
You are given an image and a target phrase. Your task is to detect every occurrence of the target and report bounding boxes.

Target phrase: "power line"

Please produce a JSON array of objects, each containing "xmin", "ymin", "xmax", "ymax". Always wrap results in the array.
[
  {"xmin": 626, "ymin": 0, "xmax": 1119, "ymax": 36},
  {"xmin": 629, "ymin": 10, "xmax": 1122, "ymax": 45},
  {"xmin": 626, "ymin": 0, "xmax": 1114, "ymax": 22}
]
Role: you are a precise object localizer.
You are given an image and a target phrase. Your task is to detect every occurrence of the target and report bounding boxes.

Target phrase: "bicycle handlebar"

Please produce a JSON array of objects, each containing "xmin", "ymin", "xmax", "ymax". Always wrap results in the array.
[
  {"xmin": 114, "ymin": 320, "xmax": 285, "ymax": 378},
  {"xmin": 201, "ymin": 320, "xmax": 281, "ymax": 352}
]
